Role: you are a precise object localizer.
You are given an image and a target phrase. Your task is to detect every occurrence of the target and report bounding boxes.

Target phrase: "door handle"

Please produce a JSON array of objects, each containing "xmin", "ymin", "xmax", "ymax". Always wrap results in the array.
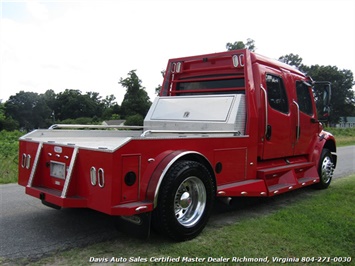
[
  {"xmin": 266, "ymin": 125, "xmax": 272, "ymax": 140},
  {"xmin": 295, "ymin": 126, "xmax": 301, "ymax": 139},
  {"xmin": 293, "ymin": 100, "xmax": 300, "ymax": 141},
  {"xmin": 260, "ymin": 85, "xmax": 268, "ymax": 139}
]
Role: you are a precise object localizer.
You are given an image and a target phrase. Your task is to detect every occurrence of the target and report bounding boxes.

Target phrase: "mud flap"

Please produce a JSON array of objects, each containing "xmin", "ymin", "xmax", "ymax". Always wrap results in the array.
[{"xmin": 115, "ymin": 213, "xmax": 151, "ymax": 240}]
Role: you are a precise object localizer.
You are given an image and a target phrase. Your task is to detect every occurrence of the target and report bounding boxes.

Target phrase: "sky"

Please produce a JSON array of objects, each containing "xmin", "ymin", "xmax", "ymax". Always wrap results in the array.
[{"xmin": 1, "ymin": 0, "xmax": 354, "ymax": 104}]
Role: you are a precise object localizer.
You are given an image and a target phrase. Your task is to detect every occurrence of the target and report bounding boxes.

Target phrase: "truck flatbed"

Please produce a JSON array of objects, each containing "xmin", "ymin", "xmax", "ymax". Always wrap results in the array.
[{"xmin": 21, "ymin": 129, "xmax": 142, "ymax": 151}]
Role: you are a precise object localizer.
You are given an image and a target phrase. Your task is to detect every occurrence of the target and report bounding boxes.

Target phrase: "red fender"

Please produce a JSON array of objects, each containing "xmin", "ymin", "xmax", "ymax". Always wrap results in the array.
[
  {"xmin": 310, "ymin": 130, "xmax": 337, "ymax": 170},
  {"xmin": 144, "ymin": 150, "xmax": 211, "ymax": 208}
]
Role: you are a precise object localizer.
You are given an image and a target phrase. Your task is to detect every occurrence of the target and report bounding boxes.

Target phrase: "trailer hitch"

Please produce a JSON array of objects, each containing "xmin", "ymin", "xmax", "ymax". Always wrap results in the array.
[{"xmin": 40, "ymin": 193, "xmax": 61, "ymax": 210}]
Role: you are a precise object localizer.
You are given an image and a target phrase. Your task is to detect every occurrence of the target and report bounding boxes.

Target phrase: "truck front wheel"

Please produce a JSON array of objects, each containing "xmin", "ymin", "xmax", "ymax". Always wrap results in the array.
[
  {"xmin": 152, "ymin": 160, "xmax": 215, "ymax": 241},
  {"xmin": 315, "ymin": 148, "xmax": 335, "ymax": 189}
]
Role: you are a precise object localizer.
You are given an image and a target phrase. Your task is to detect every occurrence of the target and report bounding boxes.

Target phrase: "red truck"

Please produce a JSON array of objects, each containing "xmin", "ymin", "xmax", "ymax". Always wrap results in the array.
[{"xmin": 18, "ymin": 49, "xmax": 336, "ymax": 241}]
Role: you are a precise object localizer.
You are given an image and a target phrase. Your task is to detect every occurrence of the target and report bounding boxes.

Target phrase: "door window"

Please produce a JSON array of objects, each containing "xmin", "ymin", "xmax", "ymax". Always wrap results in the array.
[
  {"xmin": 261, "ymin": 73, "xmax": 293, "ymax": 159},
  {"xmin": 266, "ymin": 74, "xmax": 289, "ymax": 113},
  {"xmin": 296, "ymin": 81, "xmax": 313, "ymax": 116}
]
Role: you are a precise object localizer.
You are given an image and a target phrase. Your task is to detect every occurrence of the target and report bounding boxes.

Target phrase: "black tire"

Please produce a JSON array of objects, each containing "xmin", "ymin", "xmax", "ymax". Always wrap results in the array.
[
  {"xmin": 315, "ymin": 148, "xmax": 334, "ymax": 189},
  {"xmin": 152, "ymin": 160, "xmax": 215, "ymax": 241}
]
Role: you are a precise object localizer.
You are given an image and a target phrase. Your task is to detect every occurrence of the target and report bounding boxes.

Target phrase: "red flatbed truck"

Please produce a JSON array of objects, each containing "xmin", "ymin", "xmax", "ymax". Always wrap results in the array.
[{"xmin": 18, "ymin": 49, "xmax": 336, "ymax": 241}]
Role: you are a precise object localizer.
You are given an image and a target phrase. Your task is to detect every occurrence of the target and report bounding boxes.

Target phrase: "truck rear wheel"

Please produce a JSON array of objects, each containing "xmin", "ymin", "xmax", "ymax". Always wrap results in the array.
[
  {"xmin": 152, "ymin": 160, "xmax": 215, "ymax": 241},
  {"xmin": 315, "ymin": 148, "xmax": 334, "ymax": 189}
]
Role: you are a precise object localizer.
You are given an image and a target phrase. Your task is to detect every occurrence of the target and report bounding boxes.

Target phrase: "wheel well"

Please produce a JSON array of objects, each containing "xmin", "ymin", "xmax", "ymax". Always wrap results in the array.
[
  {"xmin": 323, "ymin": 139, "xmax": 337, "ymax": 168},
  {"xmin": 324, "ymin": 139, "xmax": 336, "ymax": 153},
  {"xmin": 150, "ymin": 151, "xmax": 217, "ymax": 208},
  {"xmin": 177, "ymin": 153, "xmax": 217, "ymax": 192}
]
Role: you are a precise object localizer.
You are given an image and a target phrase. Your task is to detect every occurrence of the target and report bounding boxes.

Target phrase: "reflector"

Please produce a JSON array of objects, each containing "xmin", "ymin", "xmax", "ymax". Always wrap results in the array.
[
  {"xmin": 232, "ymin": 55, "xmax": 239, "ymax": 67},
  {"xmin": 90, "ymin": 166, "xmax": 97, "ymax": 186},
  {"xmin": 171, "ymin": 62, "xmax": 176, "ymax": 73},
  {"xmin": 176, "ymin": 62, "xmax": 182, "ymax": 73},
  {"xmin": 239, "ymin": 54, "xmax": 245, "ymax": 67}
]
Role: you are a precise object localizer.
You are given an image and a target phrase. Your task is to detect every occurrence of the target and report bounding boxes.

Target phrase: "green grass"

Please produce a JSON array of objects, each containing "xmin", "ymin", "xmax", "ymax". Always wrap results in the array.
[
  {"xmin": 325, "ymin": 127, "xmax": 355, "ymax": 147},
  {"xmin": 22, "ymin": 175, "xmax": 355, "ymax": 266},
  {"xmin": 0, "ymin": 130, "xmax": 22, "ymax": 184}
]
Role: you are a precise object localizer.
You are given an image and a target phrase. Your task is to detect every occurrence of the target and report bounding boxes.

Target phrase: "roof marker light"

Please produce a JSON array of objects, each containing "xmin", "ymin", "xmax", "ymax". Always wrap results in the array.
[
  {"xmin": 239, "ymin": 54, "xmax": 245, "ymax": 67},
  {"xmin": 176, "ymin": 62, "xmax": 182, "ymax": 73},
  {"xmin": 171, "ymin": 62, "xmax": 176, "ymax": 73},
  {"xmin": 232, "ymin": 55, "xmax": 239, "ymax": 67}
]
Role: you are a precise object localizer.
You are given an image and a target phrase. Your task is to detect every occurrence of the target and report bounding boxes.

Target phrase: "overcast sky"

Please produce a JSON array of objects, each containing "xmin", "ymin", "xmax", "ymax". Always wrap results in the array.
[{"xmin": 1, "ymin": 0, "xmax": 354, "ymax": 104}]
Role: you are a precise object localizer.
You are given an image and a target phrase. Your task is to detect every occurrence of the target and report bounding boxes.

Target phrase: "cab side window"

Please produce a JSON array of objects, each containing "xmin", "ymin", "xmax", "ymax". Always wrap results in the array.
[
  {"xmin": 296, "ymin": 81, "xmax": 313, "ymax": 116},
  {"xmin": 266, "ymin": 74, "xmax": 289, "ymax": 113}
]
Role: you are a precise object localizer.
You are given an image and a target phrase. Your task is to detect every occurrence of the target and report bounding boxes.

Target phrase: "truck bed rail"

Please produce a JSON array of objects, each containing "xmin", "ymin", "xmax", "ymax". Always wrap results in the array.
[
  {"xmin": 140, "ymin": 130, "xmax": 242, "ymax": 137},
  {"xmin": 48, "ymin": 124, "xmax": 143, "ymax": 130}
]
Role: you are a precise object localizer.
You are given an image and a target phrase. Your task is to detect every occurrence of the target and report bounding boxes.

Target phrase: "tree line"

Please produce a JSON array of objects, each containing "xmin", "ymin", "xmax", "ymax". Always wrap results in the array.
[
  {"xmin": 1, "ymin": 39, "xmax": 354, "ymax": 131},
  {"xmin": 0, "ymin": 70, "xmax": 151, "ymax": 131}
]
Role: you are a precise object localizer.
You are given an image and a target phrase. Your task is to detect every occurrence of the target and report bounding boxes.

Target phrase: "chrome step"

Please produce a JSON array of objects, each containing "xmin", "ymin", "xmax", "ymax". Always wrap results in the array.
[
  {"xmin": 268, "ymin": 183, "xmax": 295, "ymax": 194},
  {"xmin": 61, "ymin": 147, "xmax": 79, "ymax": 198},
  {"xmin": 27, "ymin": 142, "xmax": 43, "ymax": 187}
]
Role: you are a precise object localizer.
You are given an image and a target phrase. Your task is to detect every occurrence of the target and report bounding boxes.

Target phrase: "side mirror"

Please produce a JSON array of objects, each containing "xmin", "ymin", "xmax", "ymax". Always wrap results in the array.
[{"xmin": 313, "ymin": 81, "xmax": 331, "ymax": 122}]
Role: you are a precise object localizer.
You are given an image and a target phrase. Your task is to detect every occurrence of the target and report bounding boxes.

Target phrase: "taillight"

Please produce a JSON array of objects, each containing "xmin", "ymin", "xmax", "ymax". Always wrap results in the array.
[
  {"xmin": 171, "ymin": 62, "xmax": 182, "ymax": 73},
  {"xmin": 232, "ymin": 54, "xmax": 244, "ymax": 68},
  {"xmin": 90, "ymin": 167, "xmax": 96, "ymax": 186},
  {"xmin": 90, "ymin": 166, "xmax": 105, "ymax": 188},
  {"xmin": 98, "ymin": 168, "xmax": 105, "ymax": 188},
  {"xmin": 21, "ymin": 153, "xmax": 26, "ymax": 168},
  {"xmin": 21, "ymin": 153, "xmax": 31, "ymax": 169},
  {"xmin": 26, "ymin": 155, "xmax": 31, "ymax": 169}
]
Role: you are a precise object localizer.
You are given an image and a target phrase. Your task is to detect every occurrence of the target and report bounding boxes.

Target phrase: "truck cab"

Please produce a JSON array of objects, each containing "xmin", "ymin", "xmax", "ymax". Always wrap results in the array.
[{"xmin": 18, "ymin": 49, "xmax": 336, "ymax": 241}]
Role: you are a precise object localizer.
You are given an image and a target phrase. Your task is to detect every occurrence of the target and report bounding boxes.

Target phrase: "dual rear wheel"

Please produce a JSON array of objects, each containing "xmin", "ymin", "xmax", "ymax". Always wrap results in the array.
[{"xmin": 152, "ymin": 160, "xmax": 215, "ymax": 241}]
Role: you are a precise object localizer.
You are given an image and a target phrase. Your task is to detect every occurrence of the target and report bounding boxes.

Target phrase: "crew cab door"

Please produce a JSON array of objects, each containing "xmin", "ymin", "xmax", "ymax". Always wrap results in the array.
[
  {"xmin": 292, "ymin": 79, "xmax": 319, "ymax": 155},
  {"xmin": 260, "ymin": 70, "xmax": 294, "ymax": 159}
]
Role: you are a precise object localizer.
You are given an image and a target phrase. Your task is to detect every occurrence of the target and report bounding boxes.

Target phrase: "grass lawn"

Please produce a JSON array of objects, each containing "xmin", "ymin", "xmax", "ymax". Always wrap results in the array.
[
  {"xmin": 26, "ymin": 175, "xmax": 355, "ymax": 266},
  {"xmin": 325, "ymin": 127, "xmax": 355, "ymax": 147},
  {"xmin": 0, "ymin": 130, "xmax": 22, "ymax": 184}
]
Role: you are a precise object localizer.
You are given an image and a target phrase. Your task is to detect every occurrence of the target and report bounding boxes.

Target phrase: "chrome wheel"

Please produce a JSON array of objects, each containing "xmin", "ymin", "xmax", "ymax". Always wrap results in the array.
[
  {"xmin": 174, "ymin": 176, "xmax": 206, "ymax": 228},
  {"xmin": 315, "ymin": 148, "xmax": 335, "ymax": 189},
  {"xmin": 152, "ymin": 160, "xmax": 215, "ymax": 241},
  {"xmin": 320, "ymin": 155, "xmax": 334, "ymax": 184}
]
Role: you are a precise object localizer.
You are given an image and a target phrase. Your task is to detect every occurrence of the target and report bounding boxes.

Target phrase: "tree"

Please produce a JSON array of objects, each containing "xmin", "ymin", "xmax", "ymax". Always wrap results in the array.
[
  {"xmin": 4, "ymin": 91, "xmax": 51, "ymax": 130},
  {"xmin": 0, "ymin": 103, "xmax": 18, "ymax": 131},
  {"xmin": 278, "ymin": 53, "xmax": 355, "ymax": 124},
  {"xmin": 101, "ymin": 94, "xmax": 120, "ymax": 120},
  {"xmin": 278, "ymin": 53, "xmax": 304, "ymax": 70},
  {"xmin": 119, "ymin": 70, "xmax": 151, "ymax": 120},
  {"xmin": 85, "ymin": 91, "xmax": 104, "ymax": 119},
  {"xmin": 155, "ymin": 70, "xmax": 165, "ymax": 95},
  {"xmin": 42, "ymin": 89, "xmax": 57, "ymax": 124},
  {"xmin": 0, "ymin": 103, "xmax": 5, "ymax": 130},
  {"xmin": 102, "ymin": 94, "xmax": 117, "ymax": 108},
  {"xmin": 302, "ymin": 65, "xmax": 355, "ymax": 124},
  {"xmin": 54, "ymin": 89, "xmax": 104, "ymax": 121},
  {"xmin": 3, "ymin": 88, "xmax": 124, "ymax": 128},
  {"xmin": 226, "ymin": 38, "xmax": 256, "ymax": 52},
  {"xmin": 124, "ymin": 114, "xmax": 144, "ymax": 126}
]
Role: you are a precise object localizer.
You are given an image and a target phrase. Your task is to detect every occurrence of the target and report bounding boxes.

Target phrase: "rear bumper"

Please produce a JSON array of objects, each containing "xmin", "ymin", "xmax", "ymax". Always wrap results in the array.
[
  {"xmin": 26, "ymin": 186, "xmax": 86, "ymax": 208},
  {"xmin": 25, "ymin": 186, "xmax": 154, "ymax": 216}
]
